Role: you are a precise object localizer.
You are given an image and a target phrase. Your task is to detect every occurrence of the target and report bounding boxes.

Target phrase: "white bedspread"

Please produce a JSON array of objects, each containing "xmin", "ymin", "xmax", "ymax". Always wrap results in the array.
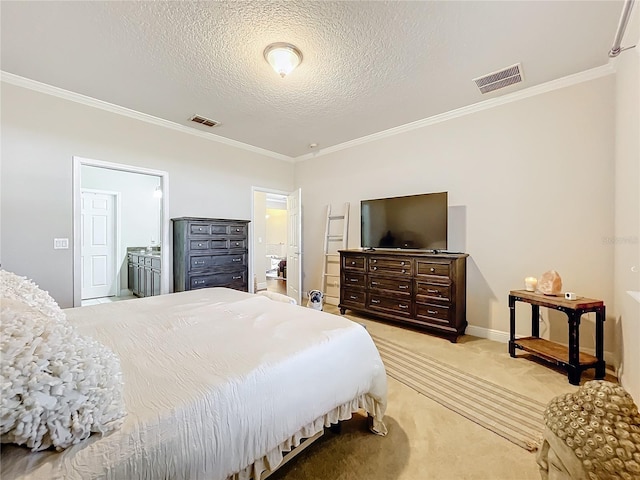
[{"xmin": 1, "ymin": 288, "xmax": 387, "ymax": 480}]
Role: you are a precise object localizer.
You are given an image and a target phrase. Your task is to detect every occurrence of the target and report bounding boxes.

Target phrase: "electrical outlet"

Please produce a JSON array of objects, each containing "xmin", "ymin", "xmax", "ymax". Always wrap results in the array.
[{"xmin": 54, "ymin": 238, "xmax": 69, "ymax": 249}]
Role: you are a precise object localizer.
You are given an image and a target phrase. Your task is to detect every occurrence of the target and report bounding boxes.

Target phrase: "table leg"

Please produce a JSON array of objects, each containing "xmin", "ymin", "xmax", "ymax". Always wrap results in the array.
[
  {"xmin": 531, "ymin": 304, "xmax": 540, "ymax": 338},
  {"xmin": 509, "ymin": 295, "xmax": 516, "ymax": 357},
  {"xmin": 595, "ymin": 306, "xmax": 606, "ymax": 379},
  {"xmin": 567, "ymin": 311, "xmax": 581, "ymax": 385}
]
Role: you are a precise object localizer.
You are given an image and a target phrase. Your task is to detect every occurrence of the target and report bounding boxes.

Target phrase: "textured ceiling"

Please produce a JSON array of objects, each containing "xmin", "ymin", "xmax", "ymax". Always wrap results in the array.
[{"xmin": 0, "ymin": 1, "xmax": 626, "ymax": 159}]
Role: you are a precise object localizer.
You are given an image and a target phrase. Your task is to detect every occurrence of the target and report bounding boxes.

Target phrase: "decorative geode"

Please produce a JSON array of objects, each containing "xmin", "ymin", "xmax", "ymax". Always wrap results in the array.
[
  {"xmin": 538, "ymin": 270, "xmax": 563, "ymax": 295},
  {"xmin": 540, "ymin": 380, "xmax": 640, "ymax": 480},
  {"xmin": 0, "ymin": 270, "xmax": 126, "ymax": 451}
]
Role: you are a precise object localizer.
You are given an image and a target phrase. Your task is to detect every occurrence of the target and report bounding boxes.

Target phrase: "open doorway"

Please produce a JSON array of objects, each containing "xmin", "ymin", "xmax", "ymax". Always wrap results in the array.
[
  {"xmin": 253, "ymin": 191, "xmax": 287, "ymax": 294},
  {"xmin": 251, "ymin": 187, "xmax": 302, "ymax": 305},
  {"xmin": 73, "ymin": 157, "xmax": 170, "ymax": 307}
]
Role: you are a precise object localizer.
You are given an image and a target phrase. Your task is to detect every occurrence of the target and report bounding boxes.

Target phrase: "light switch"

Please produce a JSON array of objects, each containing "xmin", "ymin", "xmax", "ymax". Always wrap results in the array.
[{"xmin": 54, "ymin": 238, "xmax": 69, "ymax": 249}]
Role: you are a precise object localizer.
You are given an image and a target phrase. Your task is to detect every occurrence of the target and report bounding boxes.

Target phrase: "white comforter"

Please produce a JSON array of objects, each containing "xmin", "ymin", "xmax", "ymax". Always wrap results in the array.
[{"xmin": 1, "ymin": 288, "xmax": 387, "ymax": 480}]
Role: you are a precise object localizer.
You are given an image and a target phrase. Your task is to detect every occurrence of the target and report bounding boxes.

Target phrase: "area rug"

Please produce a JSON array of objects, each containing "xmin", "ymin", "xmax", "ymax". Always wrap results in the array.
[{"xmin": 370, "ymin": 334, "xmax": 546, "ymax": 451}]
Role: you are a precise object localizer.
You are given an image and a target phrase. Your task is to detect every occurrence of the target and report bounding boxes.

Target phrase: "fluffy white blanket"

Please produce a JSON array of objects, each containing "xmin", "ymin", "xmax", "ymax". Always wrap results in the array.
[{"xmin": 0, "ymin": 270, "xmax": 126, "ymax": 451}]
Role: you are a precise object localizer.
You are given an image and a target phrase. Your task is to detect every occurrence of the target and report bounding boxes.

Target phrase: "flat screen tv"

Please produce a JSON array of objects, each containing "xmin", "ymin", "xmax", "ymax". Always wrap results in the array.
[{"xmin": 361, "ymin": 192, "xmax": 447, "ymax": 250}]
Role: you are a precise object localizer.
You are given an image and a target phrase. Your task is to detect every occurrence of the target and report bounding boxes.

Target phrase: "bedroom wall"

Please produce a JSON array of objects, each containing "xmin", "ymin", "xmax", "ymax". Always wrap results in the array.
[
  {"xmin": 612, "ymin": 7, "xmax": 640, "ymax": 402},
  {"xmin": 253, "ymin": 191, "xmax": 268, "ymax": 291},
  {"xmin": 1, "ymin": 82, "xmax": 294, "ymax": 308},
  {"xmin": 295, "ymin": 75, "xmax": 618, "ymax": 365}
]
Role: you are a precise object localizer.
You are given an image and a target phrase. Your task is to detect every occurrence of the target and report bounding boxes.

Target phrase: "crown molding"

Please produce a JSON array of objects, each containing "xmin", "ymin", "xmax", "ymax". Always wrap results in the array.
[
  {"xmin": 2, "ymin": 64, "xmax": 615, "ymax": 164},
  {"xmin": 0, "ymin": 71, "xmax": 293, "ymax": 163},
  {"xmin": 294, "ymin": 64, "xmax": 616, "ymax": 162}
]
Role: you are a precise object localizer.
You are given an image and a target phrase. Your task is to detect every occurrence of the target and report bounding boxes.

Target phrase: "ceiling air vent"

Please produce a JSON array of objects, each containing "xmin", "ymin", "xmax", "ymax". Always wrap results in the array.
[
  {"xmin": 473, "ymin": 63, "xmax": 523, "ymax": 94},
  {"xmin": 189, "ymin": 114, "xmax": 219, "ymax": 127}
]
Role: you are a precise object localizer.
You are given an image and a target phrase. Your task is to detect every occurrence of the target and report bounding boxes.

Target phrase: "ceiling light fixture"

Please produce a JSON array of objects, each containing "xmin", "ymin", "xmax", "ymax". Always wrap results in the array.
[{"xmin": 263, "ymin": 42, "xmax": 303, "ymax": 78}]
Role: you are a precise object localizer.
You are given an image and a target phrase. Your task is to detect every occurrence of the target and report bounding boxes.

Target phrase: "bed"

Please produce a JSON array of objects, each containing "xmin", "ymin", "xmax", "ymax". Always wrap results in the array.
[{"xmin": 1, "ymin": 287, "xmax": 387, "ymax": 480}]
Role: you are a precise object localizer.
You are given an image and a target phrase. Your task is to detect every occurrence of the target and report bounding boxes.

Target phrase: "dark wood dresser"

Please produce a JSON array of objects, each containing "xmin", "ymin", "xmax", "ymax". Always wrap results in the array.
[
  {"xmin": 339, "ymin": 249, "xmax": 468, "ymax": 342},
  {"xmin": 172, "ymin": 217, "xmax": 250, "ymax": 292}
]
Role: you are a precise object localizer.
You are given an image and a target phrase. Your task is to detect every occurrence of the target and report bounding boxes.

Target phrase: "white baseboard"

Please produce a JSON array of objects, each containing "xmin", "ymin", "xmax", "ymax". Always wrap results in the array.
[
  {"xmin": 465, "ymin": 325, "xmax": 510, "ymax": 343},
  {"xmin": 466, "ymin": 325, "xmax": 618, "ymax": 376},
  {"xmin": 119, "ymin": 289, "xmax": 132, "ymax": 297},
  {"xmin": 257, "ymin": 282, "xmax": 267, "ymax": 291}
]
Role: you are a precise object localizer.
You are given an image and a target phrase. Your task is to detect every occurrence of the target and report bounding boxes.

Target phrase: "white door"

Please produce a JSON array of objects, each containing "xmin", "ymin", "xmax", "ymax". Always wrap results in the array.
[
  {"xmin": 286, "ymin": 188, "xmax": 302, "ymax": 305},
  {"xmin": 81, "ymin": 191, "xmax": 117, "ymax": 300}
]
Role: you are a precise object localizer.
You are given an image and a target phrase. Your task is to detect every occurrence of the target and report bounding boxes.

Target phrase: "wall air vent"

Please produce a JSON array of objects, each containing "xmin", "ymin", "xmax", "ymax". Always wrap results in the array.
[
  {"xmin": 473, "ymin": 63, "xmax": 523, "ymax": 94},
  {"xmin": 189, "ymin": 114, "xmax": 219, "ymax": 127}
]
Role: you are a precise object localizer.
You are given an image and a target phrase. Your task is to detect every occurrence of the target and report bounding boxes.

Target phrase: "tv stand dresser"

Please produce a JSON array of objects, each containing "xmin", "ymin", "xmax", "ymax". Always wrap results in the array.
[{"xmin": 339, "ymin": 249, "xmax": 468, "ymax": 342}]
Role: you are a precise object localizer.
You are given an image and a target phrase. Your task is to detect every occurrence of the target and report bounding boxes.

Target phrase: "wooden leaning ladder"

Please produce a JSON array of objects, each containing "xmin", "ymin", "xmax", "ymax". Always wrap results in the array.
[{"xmin": 321, "ymin": 203, "xmax": 350, "ymax": 306}]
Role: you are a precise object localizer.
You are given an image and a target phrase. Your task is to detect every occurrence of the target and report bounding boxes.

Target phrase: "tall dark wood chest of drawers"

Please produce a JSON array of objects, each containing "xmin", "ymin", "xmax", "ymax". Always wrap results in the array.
[
  {"xmin": 339, "ymin": 249, "xmax": 468, "ymax": 342},
  {"xmin": 172, "ymin": 217, "xmax": 250, "ymax": 292}
]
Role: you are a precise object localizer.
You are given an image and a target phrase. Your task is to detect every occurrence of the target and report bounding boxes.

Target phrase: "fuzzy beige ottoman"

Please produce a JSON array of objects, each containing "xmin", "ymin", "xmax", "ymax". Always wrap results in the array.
[{"xmin": 537, "ymin": 380, "xmax": 640, "ymax": 480}]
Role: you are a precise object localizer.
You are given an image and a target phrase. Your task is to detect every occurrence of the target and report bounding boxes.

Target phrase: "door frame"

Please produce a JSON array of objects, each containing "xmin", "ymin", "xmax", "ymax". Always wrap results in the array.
[
  {"xmin": 250, "ymin": 186, "xmax": 290, "ymax": 295},
  {"xmin": 80, "ymin": 188, "xmax": 121, "ymax": 300},
  {"xmin": 72, "ymin": 156, "xmax": 170, "ymax": 307}
]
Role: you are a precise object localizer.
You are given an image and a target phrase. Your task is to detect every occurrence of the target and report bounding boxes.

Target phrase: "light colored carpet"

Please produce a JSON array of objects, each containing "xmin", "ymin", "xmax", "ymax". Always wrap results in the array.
[
  {"xmin": 269, "ymin": 307, "xmax": 616, "ymax": 480},
  {"xmin": 371, "ymin": 334, "xmax": 547, "ymax": 451}
]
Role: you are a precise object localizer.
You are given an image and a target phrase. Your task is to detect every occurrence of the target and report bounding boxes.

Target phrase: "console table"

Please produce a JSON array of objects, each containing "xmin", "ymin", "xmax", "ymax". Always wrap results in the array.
[{"xmin": 508, "ymin": 290, "xmax": 605, "ymax": 385}]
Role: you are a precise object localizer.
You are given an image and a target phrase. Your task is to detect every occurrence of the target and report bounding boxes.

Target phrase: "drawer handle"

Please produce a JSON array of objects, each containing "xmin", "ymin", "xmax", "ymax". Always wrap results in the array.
[
  {"xmin": 198, "ymin": 227, "xmax": 203, "ymax": 231},
  {"xmin": 427, "ymin": 310, "xmax": 438, "ymax": 315},
  {"xmin": 430, "ymin": 267, "xmax": 435, "ymax": 273},
  {"xmin": 232, "ymin": 275, "xmax": 242, "ymax": 280},
  {"xmin": 400, "ymin": 261, "xmax": 405, "ymax": 266},
  {"xmin": 399, "ymin": 304, "xmax": 408, "ymax": 309},
  {"xmin": 399, "ymin": 285, "xmax": 408, "ymax": 289},
  {"xmin": 350, "ymin": 278, "xmax": 359, "ymax": 282},
  {"xmin": 372, "ymin": 266, "xmax": 378, "ymax": 271},
  {"xmin": 197, "ymin": 243, "xmax": 204, "ymax": 247},
  {"xmin": 371, "ymin": 299, "xmax": 381, "ymax": 304},
  {"xmin": 351, "ymin": 261, "xmax": 356, "ymax": 265},
  {"xmin": 232, "ymin": 258, "xmax": 241, "ymax": 262},
  {"xmin": 195, "ymin": 280, "xmax": 205, "ymax": 285},
  {"xmin": 371, "ymin": 281, "xmax": 378, "ymax": 285},
  {"xmin": 194, "ymin": 260, "xmax": 205, "ymax": 265},
  {"xmin": 372, "ymin": 259, "xmax": 377, "ymax": 264},
  {"xmin": 427, "ymin": 289, "xmax": 438, "ymax": 293},
  {"xmin": 402, "ymin": 269, "xmax": 406, "ymax": 274},
  {"xmin": 349, "ymin": 295, "xmax": 358, "ymax": 300},
  {"xmin": 236, "ymin": 228, "xmax": 241, "ymax": 232},
  {"xmin": 235, "ymin": 242, "xmax": 240, "ymax": 246}
]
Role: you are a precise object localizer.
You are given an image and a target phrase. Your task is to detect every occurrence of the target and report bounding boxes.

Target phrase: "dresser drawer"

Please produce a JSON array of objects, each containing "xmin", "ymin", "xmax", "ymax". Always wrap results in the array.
[
  {"xmin": 189, "ymin": 223, "xmax": 211, "ymax": 235},
  {"xmin": 415, "ymin": 303, "xmax": 451, "ymax": 325},
  {"xmin": 368, "ymin": 294, "xmax": 412, "ymax": 317},
  {"xmin": 343, "ymin": 255, "xmax": 365, "ymax": 271},
  {"xmin": 369, "ymin": 257, "xmax": 412, "ymax": 276},
  {"xmin": 369, "ymin": 276, "xmax": 411, "ymax": 295},
  {"xmin": 415, "ymin": 282, "xmax": 451, "ymax": 302},
  {"xmin": 228, "ymin": 224, "xmax": 248, "ymax": 237},
  {"xmin": 190, "ymin": 271, "xmax": 246, "ymax": 290},
  {"xmin": 190, "ymin": 254, "xmax": 246, "ymax": 270},
  {"xmin": 228, "ymin": 239, "xmax": 247, "ymax": 250},
  {"xmin": 416, "ymin": 260, "xmax": 450, "ymax": 278},
  {"xmin": 342, "ymin": 288, "xmax": 366, "ymax": 308},
  {"xmin": 190, "ymin": 239, "xmax": 210, "ymax": 250},
  {"xmin": 343, "ymin": 273, "xmax": 366, "ymax": 288}
]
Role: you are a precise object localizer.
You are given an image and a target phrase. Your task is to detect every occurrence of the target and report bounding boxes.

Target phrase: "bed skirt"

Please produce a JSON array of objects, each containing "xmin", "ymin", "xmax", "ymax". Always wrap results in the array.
[{"xmin": 230, "ymin": 393, "xmax": 387, "ymax": 480}]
